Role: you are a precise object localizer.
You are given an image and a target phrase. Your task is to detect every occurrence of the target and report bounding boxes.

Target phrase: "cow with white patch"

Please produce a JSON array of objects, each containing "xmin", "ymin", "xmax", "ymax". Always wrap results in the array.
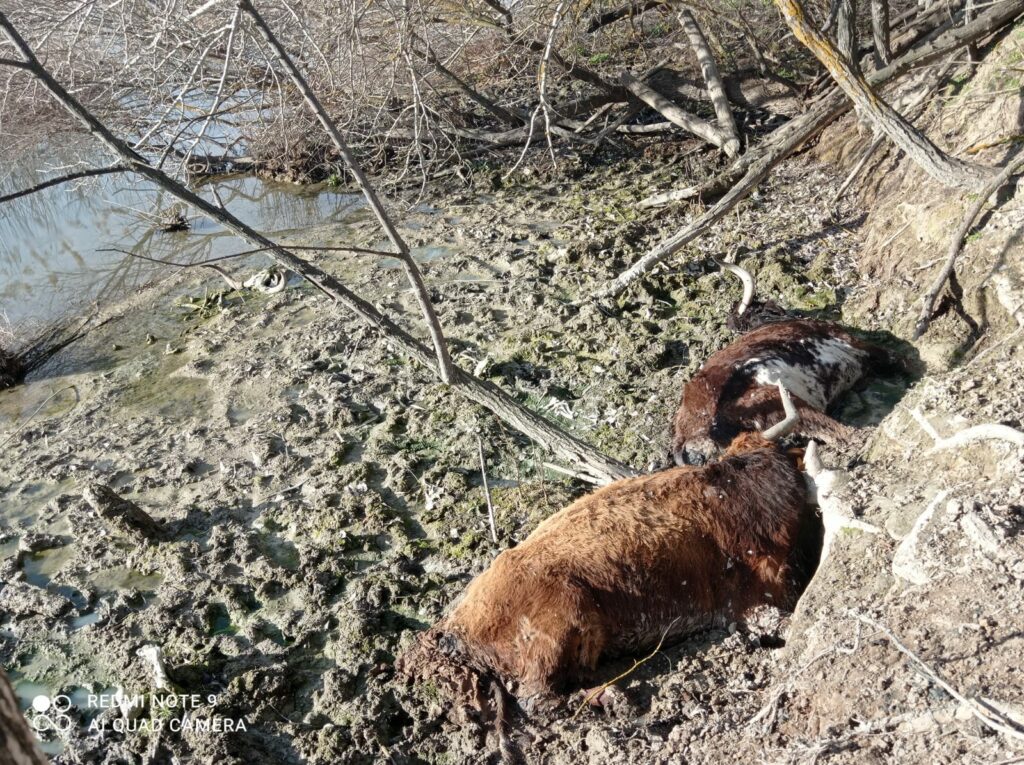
[{"xmin": 671, "ymin": 319, "xmax": 893, "ymax": 466}]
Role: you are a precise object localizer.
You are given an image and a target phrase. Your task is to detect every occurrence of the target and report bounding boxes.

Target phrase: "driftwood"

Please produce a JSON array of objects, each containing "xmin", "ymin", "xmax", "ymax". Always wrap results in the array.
[{"xmin": 871, "ymin": 0, "xmax": 892, "ymax": 66}]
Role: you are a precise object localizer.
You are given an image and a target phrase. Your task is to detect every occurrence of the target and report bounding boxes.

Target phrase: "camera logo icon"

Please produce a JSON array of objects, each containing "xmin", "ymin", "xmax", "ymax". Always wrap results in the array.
[{"xmin": 29, "ymin": 694, "xmax": 74, "ymax": 734}]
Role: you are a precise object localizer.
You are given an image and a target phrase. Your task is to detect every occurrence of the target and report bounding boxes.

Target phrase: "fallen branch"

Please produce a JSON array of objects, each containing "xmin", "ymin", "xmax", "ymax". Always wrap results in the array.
[
  {"xmin": 586, "ymin": 0, "xmax": 665, "ymax": 33},
  {"xmin": 677, "ymin": 7, "xmax": 741, "ymax": 157},
  {"xmin": 619, "ymin": 71, "xmax": 734, "ymax": 154},
  {"xmin": 596, "ymin": 0, "xmax": 1024, "ymax": 299},
  {"xmin": 477, "ymin": 435, "xmax": 498, "ymax": 544},
  {"xmin": 853, "ymin": 612, "xmax": 1024, "ymax": 742},
  {"xmin": 638, "ymin": 186, "xmax": 700, "ymax": 207},
  {"xmin": 913, "ymin": 153, "xmax": 1024, "ymax": 339}
]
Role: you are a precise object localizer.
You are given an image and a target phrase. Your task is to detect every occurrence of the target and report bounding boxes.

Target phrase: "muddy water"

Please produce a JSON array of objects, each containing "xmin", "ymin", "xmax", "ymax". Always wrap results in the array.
[{"xmin": 0, "ymin": 135, "xmax": 366, "ymax": 327}]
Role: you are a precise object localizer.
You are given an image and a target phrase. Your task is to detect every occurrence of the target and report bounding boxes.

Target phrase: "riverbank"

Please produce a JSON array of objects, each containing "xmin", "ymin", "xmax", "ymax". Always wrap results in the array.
[{"xmin": 2, "ymin": 28, "xmax": 1024, "ymax": 763}]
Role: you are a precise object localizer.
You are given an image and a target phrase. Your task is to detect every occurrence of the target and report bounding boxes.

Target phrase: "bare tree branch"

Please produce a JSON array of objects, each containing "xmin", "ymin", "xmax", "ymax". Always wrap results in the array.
[
  {"xmin": 0, "ymin": 163, "xmax": 131, "ymax": 203},
  {"xmin": 774, "ymin": 0, "xmax": 994, "ymax": 190},
  {"xmin": 586, "ymin": 0, "xmax": 666, "ymax": 33},
  {"xmin": 237, "ymin": 0, "xmax": 456, "ymax": 384}
]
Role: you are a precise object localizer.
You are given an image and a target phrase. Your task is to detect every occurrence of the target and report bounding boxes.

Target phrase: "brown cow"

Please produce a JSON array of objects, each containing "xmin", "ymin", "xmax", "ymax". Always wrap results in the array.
[{"xmin": 397, "ymin": 385, "xmax": 820, "ymax": 722}]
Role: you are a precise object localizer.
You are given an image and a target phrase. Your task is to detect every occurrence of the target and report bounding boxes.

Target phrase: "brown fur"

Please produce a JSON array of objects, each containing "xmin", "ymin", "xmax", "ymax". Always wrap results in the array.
[
  {"xmin": 672, "ymin": 320, "xmax": 891, "ymax": 465},
  {"xmin": 397, "ymin": 433, "xmax": 815, "ymax": 708}
]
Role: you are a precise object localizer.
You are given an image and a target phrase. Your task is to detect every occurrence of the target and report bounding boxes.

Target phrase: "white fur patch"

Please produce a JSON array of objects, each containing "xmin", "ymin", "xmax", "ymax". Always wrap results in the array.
[{"xmin": 747, "ymin": 337, "xmax": 866, "ymax": 408}]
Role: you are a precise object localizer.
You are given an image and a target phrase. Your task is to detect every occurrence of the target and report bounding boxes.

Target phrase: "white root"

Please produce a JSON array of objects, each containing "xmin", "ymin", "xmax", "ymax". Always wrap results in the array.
[
  {"xmin": 136, "ymin": 644, "xmax": 170, "ymax": 690},
  {"xmin": 891, "ymin": 489, "xmax": 949, "ymax": 586},
  {"xmin": 804, "ymin": 440, "xmax": 881, "ymax": 563},
  {"xmin": 713, "ymin": 256, "xmax": 755, "ymax": 316},
  {"xmin": 762, "ymin": 380, "xmax": 798, "ymax": 440},
  {"xmin": 909, "ymin": 408, "xmax": 1024, "ymax": 454}
]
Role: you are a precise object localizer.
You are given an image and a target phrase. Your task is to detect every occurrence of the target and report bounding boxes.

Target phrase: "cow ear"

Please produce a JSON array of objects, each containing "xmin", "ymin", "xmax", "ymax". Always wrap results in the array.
[{"xmin": 786, "ymin": 447, "xmax": 805, "ymax": 471}]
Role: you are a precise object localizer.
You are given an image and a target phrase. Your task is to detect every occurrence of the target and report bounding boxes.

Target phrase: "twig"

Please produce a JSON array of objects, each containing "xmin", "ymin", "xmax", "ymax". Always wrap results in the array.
[
  {"xmin": 853, "ymin": 612, "xmax": 1024, "ymax": 742},
  {"xmin": 477, "ymin": 435, "xmax": 498, "ymax": 544},
  {"xmin": 0, "ymin": 164, "xmax": 132, "ymax": 204},
  {"xmin": 913, "ymin": 154, "xmax": 1024, "ymax": 339},
  {"xmin": 96, "ymin": 243, "xmax": 395, "ymax": 267},
  {"xmin": 0, "ymin": 385, "xmax": 78, "ymax": 448},
  {"xmin": 572, "ymin": 616, "xmax": 681, "ymax": 719},
  {"xmin": 542, "ymin": 462, "xmax": 603, "ymax": 484}
]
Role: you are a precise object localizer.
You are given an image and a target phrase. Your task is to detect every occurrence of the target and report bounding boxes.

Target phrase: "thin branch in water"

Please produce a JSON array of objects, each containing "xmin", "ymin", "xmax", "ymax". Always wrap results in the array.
[
  {"xmin": 96, "ymin": 243, "xmax": 396, "ymax": 267},
  {"xmin": 0, "ymin": 164, "xmax": 132, "ymax": 204}
]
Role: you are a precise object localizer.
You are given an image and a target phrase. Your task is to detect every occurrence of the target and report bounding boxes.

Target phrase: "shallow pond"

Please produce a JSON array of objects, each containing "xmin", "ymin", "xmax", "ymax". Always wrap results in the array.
[{"xmin": 0, "ymin": 135, "xmax": 366, "ymax": 328}]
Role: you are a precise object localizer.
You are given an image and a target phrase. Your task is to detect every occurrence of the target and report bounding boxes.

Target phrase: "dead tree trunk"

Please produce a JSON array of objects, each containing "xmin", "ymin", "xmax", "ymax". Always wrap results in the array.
[
  {"xmin": 837, "ymin": 0, "xmax": 859, "ymax": 73},
  {"xmin": 774, "ymin": 0, "xmax": 994, "ymax": 190},
  {"xmin": 0, "ymin": 12, "xmax": 635, "ymax": 485},
  {"xmin": 677, "ymin": 7, "xmax": 741, "ymax": 156},
  {"xmin": 871, "ymin": 0, "xmax": 892, "ymax": 66},
  {"xmin": 0, "ymin": 669, "xmax": 47, "ymax": 765},
  {"xmin": 619, "ymin": 72, "xmax": 735, "ymax": 154}
]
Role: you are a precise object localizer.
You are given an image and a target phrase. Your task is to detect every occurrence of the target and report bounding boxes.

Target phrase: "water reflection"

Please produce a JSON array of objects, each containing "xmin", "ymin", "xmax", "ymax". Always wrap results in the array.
[{"xmin": 0, "ymin": 136, "xmax": 364, "ymax": 326}]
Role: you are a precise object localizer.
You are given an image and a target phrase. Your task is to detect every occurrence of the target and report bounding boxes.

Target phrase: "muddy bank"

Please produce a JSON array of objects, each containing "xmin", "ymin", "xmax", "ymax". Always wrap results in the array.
[{"xmin": 2, "ymin": 26, "xmax": 1024, "ymax": 765}]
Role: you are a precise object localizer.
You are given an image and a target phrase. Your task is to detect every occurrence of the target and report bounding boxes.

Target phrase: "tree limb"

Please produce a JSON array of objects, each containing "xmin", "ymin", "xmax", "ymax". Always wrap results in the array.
[
  {"xmin": 677, "ymin": 7, "xmax": 740, "ymax": 157},
  {"xmin": 0, "ymin": 164, "xmax": 131, "ymax": 204},
  {"xmin": 586, "ymin": 0, "xmax": 665, "ymax": 33},
  {"xmin": 774, "ymin": 0, "xmax": 994, "ymax": 190},
  {"xmin": 0, "ymin": 668, "xmax": 47, "ymax": 765}
]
